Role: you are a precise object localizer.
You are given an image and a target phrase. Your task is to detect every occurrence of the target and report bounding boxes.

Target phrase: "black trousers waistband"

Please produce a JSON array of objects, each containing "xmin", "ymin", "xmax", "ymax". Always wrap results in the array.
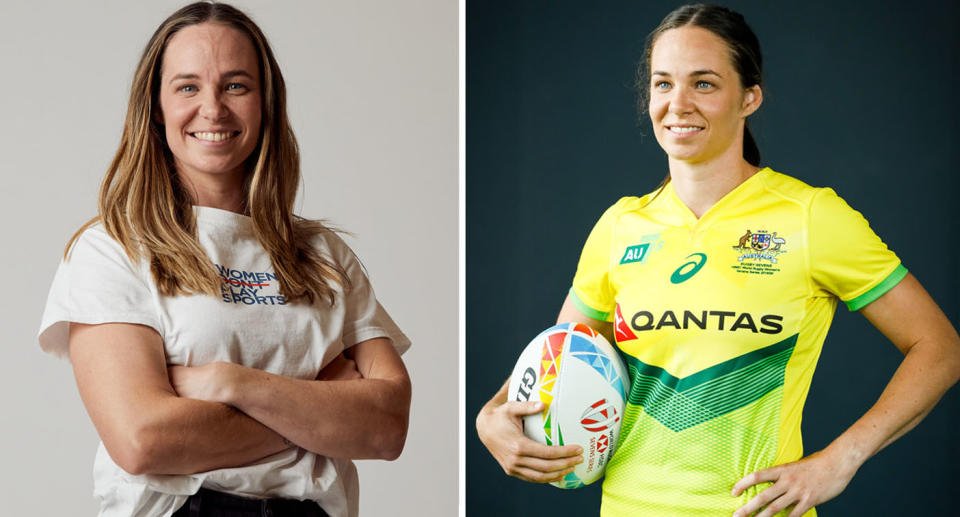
[{"xmin": 172, "ymin": 487, "xmax": 329, "ymax": 517}]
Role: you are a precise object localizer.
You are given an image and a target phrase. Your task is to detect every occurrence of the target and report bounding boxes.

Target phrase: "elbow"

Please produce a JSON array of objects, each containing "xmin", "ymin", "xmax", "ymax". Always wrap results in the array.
[
  {"xmin": 950, "ymin": 347, "xmax": 960, "ymax": 386},
  {"xmin": 105, "ymin": 424, "xmax": 168, "ymax": 475},
  {"xmin": 940, "ymin": 333, "xmax": 960, "ymax": 386},
  {"xmin": 116, "ymin": 452, "xmax": 153, "ymax": 477},
  {"xmin": 108, "ymin": 438, "xmax": 153, "ymax": 476},
  {"xmin": 376, "ymin": 377, "xmax": 411, "ymax": 461},
  {"xmin": 376, "ymin": 419, "xmax": 408, "ymax": 461}
]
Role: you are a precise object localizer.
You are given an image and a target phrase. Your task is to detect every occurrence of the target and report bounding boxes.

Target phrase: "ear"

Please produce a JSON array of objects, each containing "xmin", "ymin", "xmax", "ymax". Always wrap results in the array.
[
  {"xmin": 741, "ymin": 85, "xmax": 763, "ymax": 118},
  {"xmin": 153, "ymin": 105, "xmax": 164, "ymax": 126}
]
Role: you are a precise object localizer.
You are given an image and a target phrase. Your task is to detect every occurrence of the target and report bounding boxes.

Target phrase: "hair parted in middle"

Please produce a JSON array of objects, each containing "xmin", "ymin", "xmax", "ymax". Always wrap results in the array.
[
  {"xmin": 638, "ymin": 3, "xmax": 764, "ymax": 166},
  {"xmin": 67, "ymin": 0, "xmax": 348, "ymax": 305}
]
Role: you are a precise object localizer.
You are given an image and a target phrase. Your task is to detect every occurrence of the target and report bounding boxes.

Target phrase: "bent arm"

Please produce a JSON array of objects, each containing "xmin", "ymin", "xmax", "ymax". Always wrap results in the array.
[
  {"xmin": 556, "ymin": 293, "xmax": 614, "ymax": 342},
  {"xmin": 733, "ymin": 273, "xmax": 960, "ymax": 516},
  {"xmin": 192, "ymin": 337, "xmax": 412, "ymax": 460},
  {"xmin": 475, "ymin": 293, "xmax": 611, "ymax": 482},
  {"xmin": 827, "ymin": 273, "xmax": 960, "ymax": 465},
  {"xmin": 69, "ymin": 322, "xmax": 289, "ymax": 476}
]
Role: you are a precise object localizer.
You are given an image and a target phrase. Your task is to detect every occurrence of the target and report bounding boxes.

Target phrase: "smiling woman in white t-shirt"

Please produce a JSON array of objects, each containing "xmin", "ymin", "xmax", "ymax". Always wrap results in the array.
[{"xmin": 38, "ymin": 3, "xmax": 411, "ymax": 516}]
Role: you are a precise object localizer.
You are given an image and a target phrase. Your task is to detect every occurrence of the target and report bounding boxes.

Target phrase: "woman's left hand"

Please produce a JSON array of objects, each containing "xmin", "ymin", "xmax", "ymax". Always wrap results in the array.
[
  {"xmin": 168, "ymin": 362, "xmax": 237, "ymax": 404},
  {"xmin": 731, "ymin": 448, "xmax": 857, "ymax": 517}
]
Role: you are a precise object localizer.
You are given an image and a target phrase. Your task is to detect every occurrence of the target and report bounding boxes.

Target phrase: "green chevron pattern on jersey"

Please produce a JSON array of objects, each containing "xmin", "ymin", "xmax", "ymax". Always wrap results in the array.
[{"xmin": 624, "ymin": 334, "xmax": 797, "ymax": 432}]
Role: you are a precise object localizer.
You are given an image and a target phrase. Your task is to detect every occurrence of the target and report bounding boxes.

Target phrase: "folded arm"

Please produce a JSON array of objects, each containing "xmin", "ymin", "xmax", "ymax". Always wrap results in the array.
[
  {"xmin": 733, "ymin": 273, "xmax": 960, "ymax": 516},
  {"xmin": 170, "ymin": 337, "xmax": 411, "ymax": 460},
  {"xmin": 68, "ymin": 322, "xmax": 289, "ymax": 476}
]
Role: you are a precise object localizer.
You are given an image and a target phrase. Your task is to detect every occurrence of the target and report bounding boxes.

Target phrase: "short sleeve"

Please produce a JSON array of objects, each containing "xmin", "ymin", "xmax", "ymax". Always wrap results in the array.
[
  {"xmin": 38, "ymin": 227, "xmax": 162, "ymax": 359},
  {"xmin": 809, "ymin": 188, "xmax": 907, "ymax": 311},
  {"xmin": 328, "ymin": 235, "xmax": 411, "ymax": 355},
  {"xmin": 569, "ymin": 198, "xmax": 630, "ymax": 322}
]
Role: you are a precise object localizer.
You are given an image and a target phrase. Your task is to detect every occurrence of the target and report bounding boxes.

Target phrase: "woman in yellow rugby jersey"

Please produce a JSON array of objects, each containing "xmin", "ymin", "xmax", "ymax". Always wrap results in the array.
[{"xmin": 476, "ymin": 4, "xmax": 960, "ymax": 516}]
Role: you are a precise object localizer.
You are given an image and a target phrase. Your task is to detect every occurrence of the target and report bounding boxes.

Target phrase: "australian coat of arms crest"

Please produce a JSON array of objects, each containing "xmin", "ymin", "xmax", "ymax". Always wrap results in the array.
[{"xmin": 733, "ymin": 229, "xmax": 787, "ymax": 263}]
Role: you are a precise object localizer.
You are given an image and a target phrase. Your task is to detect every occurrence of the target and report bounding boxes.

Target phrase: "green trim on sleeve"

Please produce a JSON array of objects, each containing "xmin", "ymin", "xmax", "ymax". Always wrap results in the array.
[
  {"xmin": 569, "ymin": 287, "xmax": 611, "ymax": 321},
  {"xmin": 845, "ymin": 264, "xmax": 908, "ymax": 311}
]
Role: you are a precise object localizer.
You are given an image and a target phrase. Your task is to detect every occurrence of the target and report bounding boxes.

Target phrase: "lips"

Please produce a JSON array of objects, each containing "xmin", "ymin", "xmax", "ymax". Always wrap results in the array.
[{"xmin": 189, "ymin": 130, "xmax": 241, "ymax": 142}]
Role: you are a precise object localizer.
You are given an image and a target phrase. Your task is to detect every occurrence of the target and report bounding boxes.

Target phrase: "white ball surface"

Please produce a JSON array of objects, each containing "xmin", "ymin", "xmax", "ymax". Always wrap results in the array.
[{"xmin": 508, "ymin": 322, "xmax": 630, "ymax": 488}]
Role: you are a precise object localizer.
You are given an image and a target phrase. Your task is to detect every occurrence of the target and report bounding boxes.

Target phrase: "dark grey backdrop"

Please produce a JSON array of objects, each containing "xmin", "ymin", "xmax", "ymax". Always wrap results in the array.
[{"xmin": 467, "ymin": 1, "xmax": 959, "ymax": 515}]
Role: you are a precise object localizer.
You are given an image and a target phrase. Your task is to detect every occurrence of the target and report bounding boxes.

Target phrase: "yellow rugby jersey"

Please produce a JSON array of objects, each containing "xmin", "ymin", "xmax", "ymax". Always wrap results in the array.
[{"xmin": 570, "ymin": 168, "xmax": 905, "ymax": 516}]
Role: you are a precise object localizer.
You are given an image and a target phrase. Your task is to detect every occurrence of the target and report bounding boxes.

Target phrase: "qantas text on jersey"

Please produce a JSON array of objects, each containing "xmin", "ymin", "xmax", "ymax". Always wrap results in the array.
[{"xmin": 626, "ymin": 309, "xmax": 783, "ymax": 334}]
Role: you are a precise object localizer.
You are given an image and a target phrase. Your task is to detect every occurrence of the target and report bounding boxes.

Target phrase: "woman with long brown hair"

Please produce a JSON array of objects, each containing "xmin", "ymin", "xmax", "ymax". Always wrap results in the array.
[
  {"xmin": 476, "ymin": 4, "xmax": 959, "ymax": 516},
  {"xmin": 38, "ymin": 2, "xmax": 410, "ymax": 516}
]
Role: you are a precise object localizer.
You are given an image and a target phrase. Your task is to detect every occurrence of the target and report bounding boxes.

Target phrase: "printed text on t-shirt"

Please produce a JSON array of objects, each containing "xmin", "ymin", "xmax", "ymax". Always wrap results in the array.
[{"xmin": 215, "ymin": 264, "xmax": 287, "ymax": 305}]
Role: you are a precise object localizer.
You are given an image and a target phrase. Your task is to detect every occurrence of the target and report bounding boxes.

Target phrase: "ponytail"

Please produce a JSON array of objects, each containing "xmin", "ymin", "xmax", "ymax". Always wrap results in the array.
[{"xmin": 744, "ymin": 125, "xmax": 760, "ymax": 166}]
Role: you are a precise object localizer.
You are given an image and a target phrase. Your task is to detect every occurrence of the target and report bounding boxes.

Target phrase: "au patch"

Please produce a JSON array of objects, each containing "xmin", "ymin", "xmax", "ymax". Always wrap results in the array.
[
  {"xmin": 620, "ymin": 243, "xmax": 649, "ymax": 264},
  {"xmin": 618, "ymin": 233, "xmax": 664, "ymax": 265}
]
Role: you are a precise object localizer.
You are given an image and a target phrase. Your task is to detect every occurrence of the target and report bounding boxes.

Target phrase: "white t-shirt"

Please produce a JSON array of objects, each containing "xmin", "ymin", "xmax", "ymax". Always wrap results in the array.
[{"xmin": 38, "ymin": 207, "xmax": 410, "ymax": 517}]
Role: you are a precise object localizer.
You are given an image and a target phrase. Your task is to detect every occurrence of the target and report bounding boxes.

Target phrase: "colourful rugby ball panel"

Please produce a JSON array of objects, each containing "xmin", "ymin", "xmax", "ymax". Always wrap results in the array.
[{"xmin": 508, "ymin": 322, "xmax": 630, "ymax": 489}]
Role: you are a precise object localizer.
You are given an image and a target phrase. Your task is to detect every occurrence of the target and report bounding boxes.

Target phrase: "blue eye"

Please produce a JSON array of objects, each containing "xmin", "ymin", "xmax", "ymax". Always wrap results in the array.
[
  {"xmin": 178, "ymin": 84, "xmax": 198, "ymax": 93},
  {"xmin": 226, "ymin": 82, "xmax": 248, "ymax": 92},
  {"xmin": 653, "ymin": 81, "xmax": 671, "ymax": 91},
  {"xmin": 695, "ymin": 80, "xmax": 713, "ymax": 89}
]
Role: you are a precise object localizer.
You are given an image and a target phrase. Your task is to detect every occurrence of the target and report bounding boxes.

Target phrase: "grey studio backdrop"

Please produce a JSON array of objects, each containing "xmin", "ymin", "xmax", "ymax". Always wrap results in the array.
[
  {"xmin": 0, "ymin": 1, "xmax": 456, "ymax": 515},
  {"xmin": 467, "ymin": 1, "xmax": 959, "ymax": 516}
]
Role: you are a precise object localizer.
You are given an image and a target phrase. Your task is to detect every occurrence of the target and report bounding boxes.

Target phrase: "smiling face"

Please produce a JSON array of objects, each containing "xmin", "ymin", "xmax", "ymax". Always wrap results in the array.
[
  {"xmin": 157, "ymin": 23, "xmax": 262, "ymax": 186},
  {"xmin": 648, "ymin": 26, "xmax": 761, "ymax": 165}
]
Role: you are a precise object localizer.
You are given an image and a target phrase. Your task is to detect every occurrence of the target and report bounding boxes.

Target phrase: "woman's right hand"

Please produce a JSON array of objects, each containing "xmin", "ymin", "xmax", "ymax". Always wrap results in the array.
[
  {"xmin": 476, "ymin": 395, "xmax": 583, "ymax": 483},
  {"xmin": 316, "ymin": 351, "xmax": 363, "ymax": 381}
]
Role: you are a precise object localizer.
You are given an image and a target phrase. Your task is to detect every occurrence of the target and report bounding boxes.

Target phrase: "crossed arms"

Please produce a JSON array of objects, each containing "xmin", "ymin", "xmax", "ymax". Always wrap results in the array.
[{"xmin": 69, "ymin": 322, "xmax": 411, "ymax": 475}]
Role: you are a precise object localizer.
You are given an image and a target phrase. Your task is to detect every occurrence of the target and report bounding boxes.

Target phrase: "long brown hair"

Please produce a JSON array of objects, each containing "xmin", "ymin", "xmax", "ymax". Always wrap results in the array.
[{"xmin": 67, "ymin": 1, "xmax": 347, "ymax": 305}]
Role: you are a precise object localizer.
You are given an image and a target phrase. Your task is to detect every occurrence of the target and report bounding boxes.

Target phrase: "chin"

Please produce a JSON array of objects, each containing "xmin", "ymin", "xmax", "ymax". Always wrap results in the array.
[
  {"xmin": 187, "ymin": 161, "xmax": 248, "ymax": 177},
  {"xmin": 663, "ymin": 147, "xmax": 704, "ymax": 163}
]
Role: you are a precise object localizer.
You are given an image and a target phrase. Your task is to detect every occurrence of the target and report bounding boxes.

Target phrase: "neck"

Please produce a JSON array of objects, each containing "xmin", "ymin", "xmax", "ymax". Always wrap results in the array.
[
  {"xmin": 668, "ymin": 154, "xmax": 760, "ymax": 218},
  {"xmin": 176, "ymin": 169, "xmax": 247, "ymax": 214}
]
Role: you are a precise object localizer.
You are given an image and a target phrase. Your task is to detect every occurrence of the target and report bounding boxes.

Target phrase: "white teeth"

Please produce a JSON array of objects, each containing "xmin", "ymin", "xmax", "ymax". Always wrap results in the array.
[
  {"xmin": 669, "ymin": 126, "xmax": 702, "ymax": 134},
  {"xmin": 192, "ymin": 131, "xmax": 236, "ymax": 142}
]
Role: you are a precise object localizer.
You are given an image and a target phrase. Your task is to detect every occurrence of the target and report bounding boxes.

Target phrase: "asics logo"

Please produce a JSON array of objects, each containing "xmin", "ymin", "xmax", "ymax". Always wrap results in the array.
[{"xmin": 670, "ymin": 253, "xmax": 707, "ymax": 284}]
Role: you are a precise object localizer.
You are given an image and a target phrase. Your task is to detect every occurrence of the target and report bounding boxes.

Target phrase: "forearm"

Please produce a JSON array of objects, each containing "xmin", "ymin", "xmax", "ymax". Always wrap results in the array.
[
  {"xmin": 824, "ymin": 338, "xmax": 960, "ymax": 471},
  {"xmin": 68, "ymin": 322, "xmax": 289, "ymax": 476},
  {"xmin": 476, "ymin": 379, "xmax": 513, "ymax": 440},
  {"xmin": 126, "ymin": 394, "xmax": 289, "ymax": 475},
  {"xmin": 220, "ymin": 366, "xmax": 410, "ymax": 460},
  {"xmin": 732, "ymin": 277, "xmax": 960, "ymax": 517},
  {"xmin": 482, "ymin": 379, "xmax": 509, "ymax": 411},
  {"xmin": 830, "ymin": 275, "xmax": 960, "ymax": 471}
]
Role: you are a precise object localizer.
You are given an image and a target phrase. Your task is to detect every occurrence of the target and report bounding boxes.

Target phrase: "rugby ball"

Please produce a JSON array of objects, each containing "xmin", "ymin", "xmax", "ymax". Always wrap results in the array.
[{"xmin": 507, "ymin": 322, "xmax": 630, "ymax": 489}]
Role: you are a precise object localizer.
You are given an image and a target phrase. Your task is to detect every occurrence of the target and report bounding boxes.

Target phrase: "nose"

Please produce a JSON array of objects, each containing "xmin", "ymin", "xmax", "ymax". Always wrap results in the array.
[
  {"xmin": 668, "ymin": 85, "xmax": 694, "ymax": 115},
  {"xmin": 199, "ymin": 89, "xmax": 228, "ymax": 121}
]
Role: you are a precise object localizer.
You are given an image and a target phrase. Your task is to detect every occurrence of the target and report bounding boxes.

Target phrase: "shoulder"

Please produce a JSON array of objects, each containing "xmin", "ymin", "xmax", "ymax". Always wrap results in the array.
[
  {"xmin": 296, "ymin": 219, "xmax": 359, "ymax": 264},
  {"xmin": 70, "ymin": 220, "xmax": 110, "ymax": 247},
  {"xmin": 755, "ymin": 168, "xmax": 831, "ymax": 206},
  {"xmin": 758, "ymin": 168, "xmax": 868, "ymax": 229},
  {"xmin": 610, "ymin": 195, "xmax": 647, "ymax": 213},
  {"xmin": 66, "ymin": 221, "xmax": 138, "ymax": 266},
  {"xmin": 583, "ymin": 186, "xmax": 671, "ymax": 235},
  {"xmin": 593, "ymin": 195, "xmax": 648, "ymax": 224}
]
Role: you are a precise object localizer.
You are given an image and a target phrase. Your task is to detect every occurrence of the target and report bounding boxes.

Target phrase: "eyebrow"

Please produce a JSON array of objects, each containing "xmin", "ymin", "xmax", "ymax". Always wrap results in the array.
[
  {"xmin": 167, "ymin": 70, "xmax": 256, "ymax": 84},
  {"xmin": 652, "ymin": 69, "xmax": 723, "ymax": 78}
]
